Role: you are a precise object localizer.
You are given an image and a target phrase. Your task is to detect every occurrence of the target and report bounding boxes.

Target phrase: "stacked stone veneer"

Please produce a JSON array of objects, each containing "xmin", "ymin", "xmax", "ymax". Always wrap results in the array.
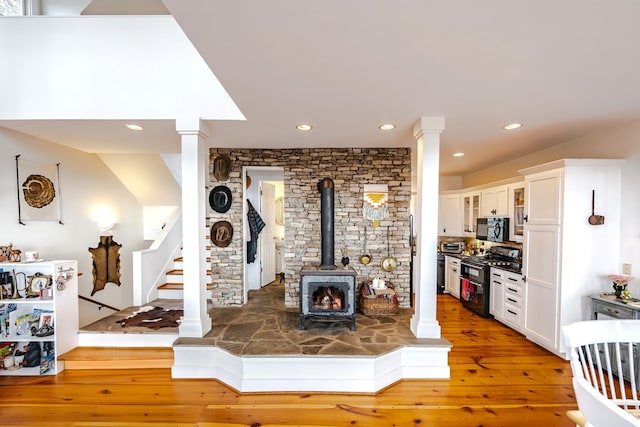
[{"xmin": 208, "ymin": 148, "xmax": 412, "ymax": 309}]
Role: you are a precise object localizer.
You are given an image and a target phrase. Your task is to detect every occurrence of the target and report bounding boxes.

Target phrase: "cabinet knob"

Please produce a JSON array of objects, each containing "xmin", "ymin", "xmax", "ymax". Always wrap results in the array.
[{"xmin": 523, "ymin": 215, "xmax": 528, "ymax": 222}]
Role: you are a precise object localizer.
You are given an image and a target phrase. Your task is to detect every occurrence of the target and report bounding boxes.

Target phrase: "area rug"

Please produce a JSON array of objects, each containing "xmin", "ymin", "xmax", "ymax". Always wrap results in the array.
[{"xmin": 116, "ymin": 306, "xmax": 183, "ymax": 329}]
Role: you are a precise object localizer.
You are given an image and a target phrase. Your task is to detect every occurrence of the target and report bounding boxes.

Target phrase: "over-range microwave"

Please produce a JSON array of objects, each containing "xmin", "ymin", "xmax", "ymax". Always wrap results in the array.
[{"xmin": 476, "ymin": 217, "xmax": 510, "ymax": 242}]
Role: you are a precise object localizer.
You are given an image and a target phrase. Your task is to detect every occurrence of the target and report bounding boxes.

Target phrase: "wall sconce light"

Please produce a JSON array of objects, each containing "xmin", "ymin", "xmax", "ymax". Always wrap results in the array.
[{"xmin": 97, "ymin": 222, "xmax": 116, "ymax": 235}]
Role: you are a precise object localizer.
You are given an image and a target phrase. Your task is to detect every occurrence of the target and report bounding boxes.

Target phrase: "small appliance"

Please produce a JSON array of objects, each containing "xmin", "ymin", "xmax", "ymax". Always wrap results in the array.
[
  {"xmin": 476, "ymin": 217, "xmax": 510, "ymax": 242},
  {"xmin": 440, "ymin": 241, "xmax": 465, "ymax": 254}
]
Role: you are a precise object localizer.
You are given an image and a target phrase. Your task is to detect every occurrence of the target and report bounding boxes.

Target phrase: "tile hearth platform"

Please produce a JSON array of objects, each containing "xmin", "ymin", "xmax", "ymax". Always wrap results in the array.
[{"xmin": 172, "ymin": 282, "xmax": 451, "ymax": 393}]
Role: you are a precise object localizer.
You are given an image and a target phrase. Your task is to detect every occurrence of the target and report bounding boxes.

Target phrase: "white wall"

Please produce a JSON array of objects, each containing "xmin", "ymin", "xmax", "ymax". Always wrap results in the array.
[
  {"xmin": 462, "ymin": 119, "xmax": 640, "ymax": 297},
  {"xmin": 0, "ymin": 127, "xmax": 148, "ymax": 326}
]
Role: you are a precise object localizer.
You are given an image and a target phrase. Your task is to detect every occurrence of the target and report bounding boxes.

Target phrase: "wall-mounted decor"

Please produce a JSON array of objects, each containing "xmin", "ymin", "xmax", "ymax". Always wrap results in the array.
[
  {"xmin": 211, "ymin": 220, "xmax": 233, "ymax": 248},
  {"xmin": 209, "ymin": 185, "xmax": 232, "ymax": 213},
  {"xmin": 212, "ymin": 154, "xmax": 232, "ymax": 181},
  {"xmin": 88, "ymin": 236, "xmax": 122, "ymax": 296},
  {"xmin": 15, "ymin": 155, "xmax": 63, "ymax": 225},
  {"xmin": 363, "ymin": 184, "xmax": 389, "ymax": 227}
]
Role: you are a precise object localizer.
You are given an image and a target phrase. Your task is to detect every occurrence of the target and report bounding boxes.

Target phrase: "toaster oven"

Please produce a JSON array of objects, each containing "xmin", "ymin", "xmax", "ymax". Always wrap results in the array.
[{"xmin": 440, "ymin": 241, "xmax": 465, "ymax": 254}]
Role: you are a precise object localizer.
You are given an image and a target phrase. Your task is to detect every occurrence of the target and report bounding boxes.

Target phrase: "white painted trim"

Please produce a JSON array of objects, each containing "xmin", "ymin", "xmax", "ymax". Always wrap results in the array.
[
  {"xmin": 78, "ymin": 332, "xmax": 178, "ymax": 347},
  {"xmin": 172, "ymin": 344, "xmax": 451, "ymax": 393}
]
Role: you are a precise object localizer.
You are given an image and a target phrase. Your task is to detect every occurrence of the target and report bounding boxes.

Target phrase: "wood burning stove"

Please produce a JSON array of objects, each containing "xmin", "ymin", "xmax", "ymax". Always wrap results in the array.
[
  {"xmin": 299, "ymin": 177, "xmax": 357, "ymax": 330},
  {"xmin": 299, "ymin": 267, "xmax": 357, "ymax": 330}
]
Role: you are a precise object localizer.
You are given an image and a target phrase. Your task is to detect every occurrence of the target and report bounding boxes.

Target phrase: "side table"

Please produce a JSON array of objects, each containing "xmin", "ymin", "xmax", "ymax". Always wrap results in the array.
[
  {"xmin": 589, "ymin": 294, "xmax": 640, "ymax": 385},
  {"xmin": 590, "ymin": 294, "xmax": 640, "ymax": 320}
]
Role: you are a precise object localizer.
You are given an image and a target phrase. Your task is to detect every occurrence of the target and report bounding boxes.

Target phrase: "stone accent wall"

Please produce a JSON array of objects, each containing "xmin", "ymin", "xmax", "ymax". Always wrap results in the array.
[{"xmin": 208, "ymin": 148, "xmax": 412, "ymax": 308}]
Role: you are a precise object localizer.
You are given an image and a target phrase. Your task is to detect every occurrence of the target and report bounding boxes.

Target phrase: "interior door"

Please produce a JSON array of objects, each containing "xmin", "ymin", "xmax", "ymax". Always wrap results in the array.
[{"xmin": 260, "ymin": 182, "xmax": 276, "ymax": 287}]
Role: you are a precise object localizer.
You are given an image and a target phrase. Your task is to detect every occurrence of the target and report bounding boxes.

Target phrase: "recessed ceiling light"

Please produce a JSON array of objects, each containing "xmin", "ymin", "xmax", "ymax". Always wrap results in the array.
[
  {"xmin": 125, "ymin": 123, "xmax": 144, "ymax": 131},
  {"xmin": 378, "ymin": 123, "xmax": 396, "ymax": 131},
  {"xmin": 453, "ymin": 152, "xmax": 465, "ymax": 157},
  {"xmin": 503, "ymin": 123, "xmax": 522, "ymax": 130},
  {"xmin": 296, "ymin": 124, "xmax": 313, "ymax": 131}
]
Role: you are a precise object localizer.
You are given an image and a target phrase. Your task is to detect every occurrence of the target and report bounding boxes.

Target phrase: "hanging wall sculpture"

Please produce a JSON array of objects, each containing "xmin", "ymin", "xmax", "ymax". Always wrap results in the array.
[
  {"xmin": 15, "ymin": 155, "xmax": 63, "ymax": 224},
  {"xmin": 88, "ymin": 236, "xmax": 122, "ymax": 296},
  {"xmin": 363, "ymin": 184, "xmax": 389, "ymax": 227}
]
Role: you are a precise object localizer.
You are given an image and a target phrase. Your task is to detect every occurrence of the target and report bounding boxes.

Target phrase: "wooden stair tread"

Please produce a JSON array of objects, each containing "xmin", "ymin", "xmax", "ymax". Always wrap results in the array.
[
  {"xmin": 60, "ymin": 347, "xmax": 174, "ymax": 370},
  {"xmin": 174, "ymin": 257, "xmax": 211, "ymax": 262},
  {"xmin": 166, "ymin": 269, "xmax": 212, "ymax": 275},
  {"xmin": 159, "ymin": 282, "xmax": 215, "ymax": 290}
]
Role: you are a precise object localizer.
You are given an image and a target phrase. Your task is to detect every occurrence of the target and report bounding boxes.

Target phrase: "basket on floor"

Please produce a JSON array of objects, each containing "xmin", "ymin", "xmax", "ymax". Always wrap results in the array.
[{"xmin": 359, "ymin": 281, "xmax": 399, "ymax": 315}]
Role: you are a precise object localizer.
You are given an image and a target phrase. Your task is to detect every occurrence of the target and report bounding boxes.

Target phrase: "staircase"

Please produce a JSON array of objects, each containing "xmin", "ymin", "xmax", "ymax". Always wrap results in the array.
[
  {"xmin": 77, "ymin": 242, "xmax": 214, "ymax": 348},
  {"xmin": 157, "ymin": 245, "xmax": 214, "ymax": 299}
]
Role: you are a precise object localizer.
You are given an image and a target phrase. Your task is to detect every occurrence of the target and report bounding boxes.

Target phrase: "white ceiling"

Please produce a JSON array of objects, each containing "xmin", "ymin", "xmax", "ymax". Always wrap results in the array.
[{"xmin": 3, "ymin": 0, "xmax": 640, "ymax": 176}]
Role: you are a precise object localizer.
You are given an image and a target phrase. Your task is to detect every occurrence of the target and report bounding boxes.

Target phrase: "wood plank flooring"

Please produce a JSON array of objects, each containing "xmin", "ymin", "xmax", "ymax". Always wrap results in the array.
[{"xmin": 0, "ymin": 294, "xmax": 577, "ymax": 426}]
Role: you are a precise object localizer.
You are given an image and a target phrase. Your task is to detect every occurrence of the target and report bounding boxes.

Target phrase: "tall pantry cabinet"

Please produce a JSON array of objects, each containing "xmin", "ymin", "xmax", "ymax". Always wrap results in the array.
[{"xmin": 520, "ymin": 159, "xmax": 623, "ymax": 358}]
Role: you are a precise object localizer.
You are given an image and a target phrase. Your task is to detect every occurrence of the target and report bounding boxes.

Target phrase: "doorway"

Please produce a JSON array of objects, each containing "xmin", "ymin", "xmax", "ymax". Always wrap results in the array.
[{"xmin": 243, "ymin": 167, "xmax": 284, "ymax": 303}]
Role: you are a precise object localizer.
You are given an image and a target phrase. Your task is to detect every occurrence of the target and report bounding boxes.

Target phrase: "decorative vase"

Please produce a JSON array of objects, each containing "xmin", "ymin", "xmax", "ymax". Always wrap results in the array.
[
  {"xmin": 613, "ymin": 283, "xmax": 627, "ymax": 298},
  {"xmin": 341, "ymin": 256, "xmax": 350, "ymax": 267}
]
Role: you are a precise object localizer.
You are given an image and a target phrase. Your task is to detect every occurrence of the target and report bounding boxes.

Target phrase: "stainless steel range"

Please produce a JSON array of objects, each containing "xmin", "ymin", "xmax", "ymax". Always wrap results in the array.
[{"xmin": 460, "ymin": 246, "xmax": 521, "ymax": 318}]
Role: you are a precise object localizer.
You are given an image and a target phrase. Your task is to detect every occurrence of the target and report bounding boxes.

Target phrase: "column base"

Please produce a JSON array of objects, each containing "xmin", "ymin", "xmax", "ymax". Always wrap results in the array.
[
  {"xmin": 410, "ymin": 316, "xmax": 441, "ymax": 339},
  {"xmin": 178, "ymin": 314, "xmax": 212, "ymax": 338}
]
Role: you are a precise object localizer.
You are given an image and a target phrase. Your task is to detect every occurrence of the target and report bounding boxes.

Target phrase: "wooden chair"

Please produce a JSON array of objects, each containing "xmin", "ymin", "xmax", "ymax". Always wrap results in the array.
[
  {"xmin": 572, "ymin": 377, "xmax": 640, "ymax": 426},
  {"xmin": 562, "ymin": 320, "xmax": 640, "ymax": 426}
]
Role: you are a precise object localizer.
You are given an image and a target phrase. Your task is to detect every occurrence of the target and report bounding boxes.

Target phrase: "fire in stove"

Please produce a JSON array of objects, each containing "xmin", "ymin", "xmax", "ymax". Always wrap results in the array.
[{"xmin": 312, "ymin": 286, "xmax": 344, "ymax": 310}]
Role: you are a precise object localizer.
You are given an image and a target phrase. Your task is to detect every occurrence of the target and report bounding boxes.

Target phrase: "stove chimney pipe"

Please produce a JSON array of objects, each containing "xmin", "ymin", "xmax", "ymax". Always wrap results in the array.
[{"xmin": 318, "ymin": 177, "xmax": 336, "ymax": 270}]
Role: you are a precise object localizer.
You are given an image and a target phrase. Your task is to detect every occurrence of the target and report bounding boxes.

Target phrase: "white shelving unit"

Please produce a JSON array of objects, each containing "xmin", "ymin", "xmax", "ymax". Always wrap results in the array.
[{"xmin": 0, "ymin": 260, "xmax": 78, "ymax": 375}]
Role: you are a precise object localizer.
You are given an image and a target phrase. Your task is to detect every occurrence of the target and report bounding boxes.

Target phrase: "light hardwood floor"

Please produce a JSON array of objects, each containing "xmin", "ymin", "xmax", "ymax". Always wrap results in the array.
[{"xmin": 0, "ymin": 294, "xmax": 577, "ymax": 426}]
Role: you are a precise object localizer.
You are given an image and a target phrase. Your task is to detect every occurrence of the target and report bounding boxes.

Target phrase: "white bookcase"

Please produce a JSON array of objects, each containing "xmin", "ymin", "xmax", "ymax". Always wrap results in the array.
[{"xmin": 0, "ymin": 260, "xmax": 78, "ymax": 375}]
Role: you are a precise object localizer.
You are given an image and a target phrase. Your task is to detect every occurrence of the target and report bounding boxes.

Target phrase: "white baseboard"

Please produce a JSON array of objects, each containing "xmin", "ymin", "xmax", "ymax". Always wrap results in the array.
[{"xmin": 172, "ymin": 343, "xmax": 451, "ymax": 393}]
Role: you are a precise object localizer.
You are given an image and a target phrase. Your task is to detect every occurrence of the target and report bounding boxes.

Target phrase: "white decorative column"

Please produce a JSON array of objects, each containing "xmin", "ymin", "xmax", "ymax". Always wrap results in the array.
[
  {"xmin": 410, "ymin": 116, "xmax": 445, "ymax": 338},
  {"xmin": 176, "ymin": 117, "xmax": 212, "ymax": 337}
]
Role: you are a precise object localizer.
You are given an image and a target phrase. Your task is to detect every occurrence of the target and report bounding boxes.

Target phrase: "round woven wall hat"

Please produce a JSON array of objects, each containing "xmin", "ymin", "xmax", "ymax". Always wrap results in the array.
[
  {"xmin": 209, "ymin": 185, "xmax": 232, "ymax": 213},
  {"xmin": 213, "ymin": 154, "xmax": 232, "ymax": 181},
  {"xmin": 211, "ymin": 221, "xmax": 233, "ymax": 247},
  {"xmin": 22, "ymin": 174, "xmax": 56, "ymax": 208}
]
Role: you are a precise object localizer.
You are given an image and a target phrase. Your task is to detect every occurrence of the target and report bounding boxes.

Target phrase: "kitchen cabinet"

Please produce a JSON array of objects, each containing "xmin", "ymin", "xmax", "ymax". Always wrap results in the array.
[
  {"xmin": 520, "ymin": 159, "xmax": 623, "ymax": 358},
  {"xmin": 438, "ymin": 194, "xmax": 462, "ymax": 236},
  {"xmin": 489, "ymin": 268, "xmax": 504, "ymax": 320},
  {"xmin": 490, "ymin": 267, "xmax": 525, "ymax": 331},
  {"xmin": 0, "ymin": 260, "xmax": 78, "ymax": 375},
  {"xmin": 445, "ymin": 256, "xmax": 461, "ymax": 298},
  {"xmin": 509, "ymin": 184, "xmax": 525, "ymax": 242},
  {"xmin": 480, "ymin": 185, "xmax": 509, "ymax": 217},
  {"xmin": 462, "ymin": 192, "xmax": 480, "ymax": 237}
]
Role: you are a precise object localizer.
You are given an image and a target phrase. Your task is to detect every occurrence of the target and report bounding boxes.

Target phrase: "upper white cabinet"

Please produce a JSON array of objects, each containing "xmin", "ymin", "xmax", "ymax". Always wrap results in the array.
[
  {"xmin": 509, "ymin": 183, "xmax": 525, "ymax": 242},
  {"xmin": 480, "ymin": 185, "xmax": 509, "ymax": 217},
  {"xmin": 523, "ymin": 171, "xmax": 561, "ymax": 225},
  {"xmin": 520, "ymin": 159, "xmax": 624, "ymax": 358},
  {"xmin": 438, "ymin": 194, "xmax": 462, "ymax": 236},
  {"xmin": 462, "ymin": 192, "xmax": 480, "ymax": 237}
]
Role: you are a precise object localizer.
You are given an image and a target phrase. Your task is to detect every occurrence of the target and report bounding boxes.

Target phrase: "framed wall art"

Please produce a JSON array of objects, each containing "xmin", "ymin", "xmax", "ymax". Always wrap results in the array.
[{"xmin": 27, "ymin": 273, "xmax": 52, "ymax": 298}]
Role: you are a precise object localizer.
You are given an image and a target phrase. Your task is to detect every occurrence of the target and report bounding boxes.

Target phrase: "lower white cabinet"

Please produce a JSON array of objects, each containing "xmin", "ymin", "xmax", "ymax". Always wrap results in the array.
[
  {"xmin": 489, "ymin": 269, "xmax": 504, "ymax": 319},
  {"xmin": 0, "ymin": 260, "xmax": 78, "ymax": 376},
  {"xmin": 490, "ymin": 267, "xmax": 525, "ymax": 331},
  {"xmin": 445, "ymin": 256, "xmax": 461, "ymax": 298}
]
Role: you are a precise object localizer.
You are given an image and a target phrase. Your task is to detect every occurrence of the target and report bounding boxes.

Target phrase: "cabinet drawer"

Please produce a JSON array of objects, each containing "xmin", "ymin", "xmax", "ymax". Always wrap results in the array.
[
  {"xmin": 592, "ymin": 301, "xmax": 634, "ymax": 319},
  {"xmin": 504, "ymin": 282, "xmax": 523, "ymax": 298},
  {"xmin": 503, "ymin": 304, "xmax": 523, "ymax": 329},
  {"xmin": 504, "ymin": 292, "xmax": 523, "ymax": 309},
  {"xmin": 490, "ymin": 269, "xmax": 505, "ymax": 279}
]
